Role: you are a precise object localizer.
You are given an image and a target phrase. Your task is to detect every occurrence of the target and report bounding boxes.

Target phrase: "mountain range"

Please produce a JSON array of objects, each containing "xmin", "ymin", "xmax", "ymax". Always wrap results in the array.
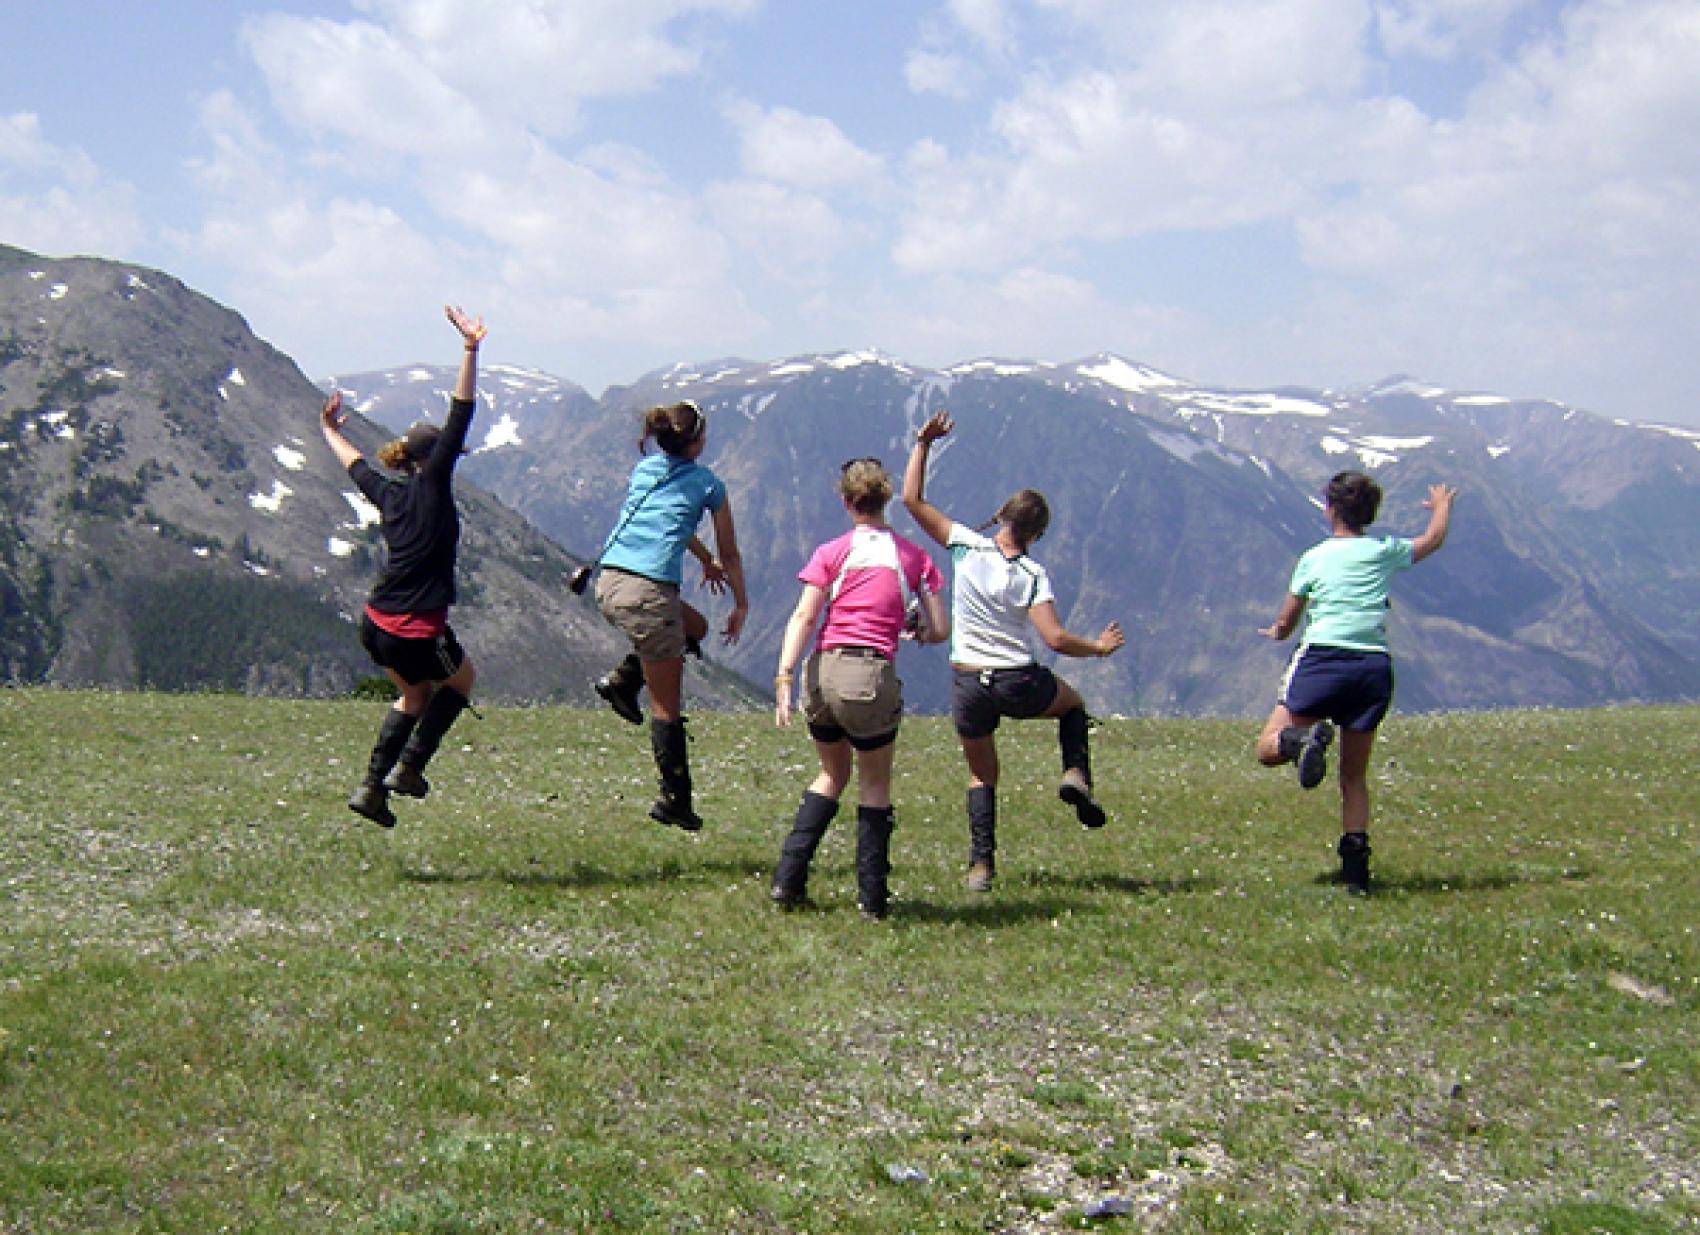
[
  {"xmin": 6, "ymin": 241, "xmax": 1699, "ymax": 716},
  {"xmin": 333, "ymin": 347, "xmax": 1700, "ymax": 717}
]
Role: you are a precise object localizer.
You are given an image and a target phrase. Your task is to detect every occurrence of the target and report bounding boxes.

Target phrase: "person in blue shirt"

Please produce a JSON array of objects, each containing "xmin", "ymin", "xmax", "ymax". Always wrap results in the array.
[
  {"xmin": 592, "ymin": 400, "xmax": 748, "ymax": 832},
  {"xmin": 1256, "ymin": 469, "xmax": 1456, "ymax": 894}
]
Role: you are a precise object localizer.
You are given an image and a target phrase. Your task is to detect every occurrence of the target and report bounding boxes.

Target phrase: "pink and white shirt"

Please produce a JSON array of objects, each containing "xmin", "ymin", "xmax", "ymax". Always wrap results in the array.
[{"xmin": 799, "ymin": 526, "xmax": 943, "ymax": 660}]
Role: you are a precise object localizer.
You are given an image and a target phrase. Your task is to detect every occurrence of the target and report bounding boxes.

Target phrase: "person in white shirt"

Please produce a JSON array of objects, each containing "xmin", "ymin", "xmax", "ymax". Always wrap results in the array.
[{"xmin": 902, "ymin": 410, "xmax": 1125, "ymax": 893}]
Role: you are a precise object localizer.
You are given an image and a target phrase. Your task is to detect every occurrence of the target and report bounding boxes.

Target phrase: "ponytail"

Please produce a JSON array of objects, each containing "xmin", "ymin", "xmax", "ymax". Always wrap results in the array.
[
  {"xmin": 640, "ymin": 401, "xmax": 708, "ymax": 457},
  {"xmin": 983, "ymin": 489, "xmax": 1050, "ymax": 549}
]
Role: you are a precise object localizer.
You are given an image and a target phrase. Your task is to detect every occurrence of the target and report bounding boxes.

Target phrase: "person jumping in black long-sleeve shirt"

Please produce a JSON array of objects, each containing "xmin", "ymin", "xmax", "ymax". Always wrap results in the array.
[{"xmin": 319, "ymin": 305, "xmax": 485, "ymax": 828}]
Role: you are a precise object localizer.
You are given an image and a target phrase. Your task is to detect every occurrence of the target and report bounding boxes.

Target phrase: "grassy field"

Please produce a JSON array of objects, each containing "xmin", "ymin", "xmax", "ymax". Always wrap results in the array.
[{"xmin": 0, "ymin": 688, "xmax": 1695, "ymax": 1234}]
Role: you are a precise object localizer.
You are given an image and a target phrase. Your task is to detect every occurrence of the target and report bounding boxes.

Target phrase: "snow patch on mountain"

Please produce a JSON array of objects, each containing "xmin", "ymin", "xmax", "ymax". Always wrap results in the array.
[
  {"xmin": 478, "ymin": 413, "xmax": 522, "ymax": 452},
  {"xmin": 1077, "ymin": 356, "xmax": 1183, "ymax": 393}
]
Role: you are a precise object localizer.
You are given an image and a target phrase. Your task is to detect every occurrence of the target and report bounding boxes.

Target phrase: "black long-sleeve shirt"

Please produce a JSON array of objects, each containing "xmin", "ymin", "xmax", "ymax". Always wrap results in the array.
[{"xmin": 347, "ymin": 396, "xmax": 475, "ymax": 616}]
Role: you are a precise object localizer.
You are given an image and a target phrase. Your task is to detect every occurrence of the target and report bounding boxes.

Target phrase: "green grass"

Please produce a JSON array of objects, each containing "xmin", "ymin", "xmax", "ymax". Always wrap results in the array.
[{"xmin": 1, "ymin": 689, "xmax": 1695, "ymax": 1233}]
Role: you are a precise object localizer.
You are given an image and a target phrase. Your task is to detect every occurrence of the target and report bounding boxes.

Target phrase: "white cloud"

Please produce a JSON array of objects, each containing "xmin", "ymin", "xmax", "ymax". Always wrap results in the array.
[
  {"xmin": 905, "ymin": 48, "xmax": 975, "ymax": 99},
  {"xmin": 1037, "ymin": 0, "xmax": 1373, "ymax": 107},
  {"xmin": 241, "ymin": 15, "xmax": 488, "ymax": 160},
  {"xmin": 724, "ymin": 101, "xmax": 886, "ymax": 193},
  {"xmin": 0, "ymin": 113, "xmax": 144, "ymax": 258},
  {"xmin": 1373, "ymin": 0, "xmax": 1540, "ymax": 60},
  {"xmin": 706, "ymin": 179, "xmax": 856, "ymax": 280},
  {"xmin": 876, "ymin": 264, "xmax": 1201, "ymax": 371},
  {"xmin": 948, "ymin": 0, "xmax": 1017, "ymax": 56}
]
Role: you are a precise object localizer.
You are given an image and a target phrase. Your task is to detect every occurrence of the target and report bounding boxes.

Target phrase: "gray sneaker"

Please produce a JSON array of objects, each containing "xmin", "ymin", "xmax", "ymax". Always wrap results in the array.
[{"xmin": 1296, "ymin": 721, "xmax": 1334, "ymax": 790}]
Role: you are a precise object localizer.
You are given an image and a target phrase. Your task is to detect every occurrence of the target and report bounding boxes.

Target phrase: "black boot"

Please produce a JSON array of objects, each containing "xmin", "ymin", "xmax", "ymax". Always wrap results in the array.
[
  {"xmin": 771, "ymin": 791, "xmax": 839, "ymax": 907},
  {"xmin": 1277, "ymin": 721, "xmax": 1334, "ymax": 790},
  {"xmin": 1056, "ymin": 708, "xmax": 1105, "ymax": 828},
  {"xmin": 595, "ymin": 653, "xmax": 645, "ymax": 725},
  {"xmin": 384, "ymin": 687, "xmax": 469, "ymax": 798},
  {"xmin": 966, "ymin": 785, "xmax": 997, "ymax": 891},
  {"xmin": 648, "ymin": 717, "xmax": 703, "ymax": 832},
  {"xmin": 349, "ymin": 709, "xmax": 415, "ymax": 828},
  {"xmin": 856, "ymin": 805, "xmax": 895, "ymax": 919},
  {"xmin": 1338, "ymin": 831, "xmax": 1372, "ymax": 896}
]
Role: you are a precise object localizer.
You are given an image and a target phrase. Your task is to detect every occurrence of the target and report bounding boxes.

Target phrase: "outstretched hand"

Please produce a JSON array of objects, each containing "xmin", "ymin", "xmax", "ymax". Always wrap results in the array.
[
  {"xmin": 722, "ymin": 604, "xmax": 748, "ymax": 646},
  {"xmin": 699, "ymin": 557, "xmax": 729, "ymax": 595},
  {"xmin": 445, "ymin": 304, "xmax": 487, "ymax": 347},
  {"xmin": 1096, "ymin": 621, "xmax": 1126, "ymax": 657},
  {"xmin": 916, "ymin": 409, "xmax": 953, "ymax": 445},
  {"xmin": 1424, "ymin": 483, "xmax": 1457, "ymax": 511},
  {"xmin": 320, "ymin": 390, "xmax": 346, "ymax": 429}
]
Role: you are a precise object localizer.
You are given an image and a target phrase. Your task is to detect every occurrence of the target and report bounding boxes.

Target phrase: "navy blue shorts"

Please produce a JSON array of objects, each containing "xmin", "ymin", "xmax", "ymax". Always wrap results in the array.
[
  {"xmin": 1279, "ymin": 646, "xmax": 1394, "ymax": 733},
  {"xmin": 359, "ymin": 614, "xmax": 466, "ymax": 687},
  {"xmin": 951, "ymin": 663, "xmax": 1060, "ymax": 739}
]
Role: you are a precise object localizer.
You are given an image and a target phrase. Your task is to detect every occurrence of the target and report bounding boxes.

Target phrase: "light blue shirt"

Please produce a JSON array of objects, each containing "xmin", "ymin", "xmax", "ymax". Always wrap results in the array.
[
  {"xmin": 1289, "ymin": 534, "xmax": 1414, "ymax": 652},
  {"xmin": 600, "ymin": 454, "xmax": 726, "ymax": 585}
]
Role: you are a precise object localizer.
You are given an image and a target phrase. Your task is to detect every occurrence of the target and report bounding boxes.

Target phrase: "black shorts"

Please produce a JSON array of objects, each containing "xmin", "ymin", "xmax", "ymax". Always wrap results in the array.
[
  {"xmin": 359, "ymin": 614, "xmax": 466, "ymax": 687},
  {"xmin": 1279, "ymin": 645, "xmax": 1394, "ymax": 733},
  {"xmin": 951, "ymin": 663, "xmax": 1060, "ymax": 739}
]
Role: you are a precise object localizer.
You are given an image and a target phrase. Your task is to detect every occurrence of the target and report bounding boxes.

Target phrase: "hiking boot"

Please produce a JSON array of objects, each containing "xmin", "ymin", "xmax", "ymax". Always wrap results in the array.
[
  {"xmin": 965, "ymin": 860, "xmax": 995, "ymax": 893},
  {"xmin": 770, "ymin": 883, "xmax": 806, "ymax": 909},
  {"xmin": 595, "ymin": 673, "xmax": 644, "ymax": 726},
  {"xmin": 1058, "ymin": 768, "xmax": 1106, "ymax": 829},
  {"xmin": 347, "ymin": 783, "xmax": 396, "ymax": 829},
  {"xmin": 382, "ymin": 764, "xmax": 430, "ymax": 799},
  {"xmin": 858, "ymin": 901, "xmax": 889, "ymax": 921},
  {"xmin": 1296, "ymin": 721, "xmax": 1333, "ymax": 790},
  {"xmin": 649, "ymin": 796, "xmax": 705, "ymax": 833},
  {"xmin": 1338, "ymin": 832, "xmax": 1371, "ymax": 896}
]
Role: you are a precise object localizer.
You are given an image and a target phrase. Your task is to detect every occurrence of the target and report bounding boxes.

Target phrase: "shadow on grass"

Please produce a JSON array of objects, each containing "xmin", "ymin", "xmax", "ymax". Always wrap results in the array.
[
  {"xmin": 1308, "ymin": 866, "xmax": 1593, "ymax": 895},
  {"xmin": 1025, "ymin": 871, "xmax": 1217, "ymax": 897},
  {"xmin": 892, "ymin": 896, "xmax": 1083, "ymax": 926},
  {"xmin": 399, "ymin": 855, "xmax": 773, "ymax": 890}
]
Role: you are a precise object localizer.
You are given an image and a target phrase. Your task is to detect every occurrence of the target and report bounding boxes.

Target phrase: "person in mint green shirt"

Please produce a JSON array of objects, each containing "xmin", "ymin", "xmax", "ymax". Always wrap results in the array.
[{"xmin": 1255, "ymin": 470, "xmax": 1456, "ymax": 894}]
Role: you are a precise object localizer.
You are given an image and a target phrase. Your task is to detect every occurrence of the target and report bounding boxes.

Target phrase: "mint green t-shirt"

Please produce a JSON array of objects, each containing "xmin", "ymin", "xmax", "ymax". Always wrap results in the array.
[{"xmin": 1289, "ymin": 535, "xmax": 1415, "ymax": 652}]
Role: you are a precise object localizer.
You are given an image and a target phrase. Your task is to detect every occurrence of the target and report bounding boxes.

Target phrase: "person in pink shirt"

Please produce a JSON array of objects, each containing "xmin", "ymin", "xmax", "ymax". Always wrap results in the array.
[{"xmin": 770, "ymin": 458, "xmax": 949, "ymax": 919}]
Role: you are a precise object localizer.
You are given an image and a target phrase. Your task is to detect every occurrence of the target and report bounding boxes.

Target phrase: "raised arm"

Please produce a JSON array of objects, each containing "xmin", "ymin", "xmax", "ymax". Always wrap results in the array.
[
  {"xmin": 318, "ymin": 390, "xmax": 362, "ymax": 471},
  {"xmin": 709, "ymin": 501, "xmax": 750, "ymax": 644},
  {"xmin": 901, "ymin": 410, "xmax": 957, "ymax": 548},
  {"xmin": 1410, "ymin": 482, "xmax": 1457, "ymax": 563},
  {"xmin": 1028, "ymin": 602, "xmax": 1124, "ymax": 659},
  {"xmin": 445, "ymin": 305, "xmax": 485, "ymax": 403}
]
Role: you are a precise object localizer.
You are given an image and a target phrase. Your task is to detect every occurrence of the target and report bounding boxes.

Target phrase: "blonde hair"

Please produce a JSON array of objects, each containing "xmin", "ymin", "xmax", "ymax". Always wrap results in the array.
[
  {"xmin": 839, "ymin": 458, "xmax": 892, "ymax": 516},
  {"xmin": 376, "ymin": 439, "xmax": 414, "ymax": 470}
]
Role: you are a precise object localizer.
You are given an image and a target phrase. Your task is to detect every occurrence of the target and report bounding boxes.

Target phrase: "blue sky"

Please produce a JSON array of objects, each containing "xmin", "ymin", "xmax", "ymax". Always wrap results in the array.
[{"xmin": 4, "ymin": 1, "xmax": 1699, "ymax": 426}]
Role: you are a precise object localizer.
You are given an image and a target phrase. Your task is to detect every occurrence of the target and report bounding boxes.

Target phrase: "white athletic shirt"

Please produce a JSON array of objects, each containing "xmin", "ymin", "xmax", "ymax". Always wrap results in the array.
[{"xmin": 945, "ymin": 523, "xmax": 1055, "ymax": 668}]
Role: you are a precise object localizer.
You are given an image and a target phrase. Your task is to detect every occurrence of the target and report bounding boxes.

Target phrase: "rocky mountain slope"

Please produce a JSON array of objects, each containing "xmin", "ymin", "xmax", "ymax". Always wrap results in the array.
[
  {"xmin": 0, "ymin": 244, "xmax": 758, "ymax": 708},
  {"xmin": 334, "ymin": 351, "xmax": 1700, "ymax": 716}
]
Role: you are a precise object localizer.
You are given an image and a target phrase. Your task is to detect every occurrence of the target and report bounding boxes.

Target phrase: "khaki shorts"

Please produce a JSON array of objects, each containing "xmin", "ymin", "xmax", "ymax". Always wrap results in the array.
[
  {"xmin": 802, "ymin": 648, "xmax": 903, "ymax": 748},
  {"xmin": 595, "ymin": 568, "xmax": 686, "ymax": 661}
]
